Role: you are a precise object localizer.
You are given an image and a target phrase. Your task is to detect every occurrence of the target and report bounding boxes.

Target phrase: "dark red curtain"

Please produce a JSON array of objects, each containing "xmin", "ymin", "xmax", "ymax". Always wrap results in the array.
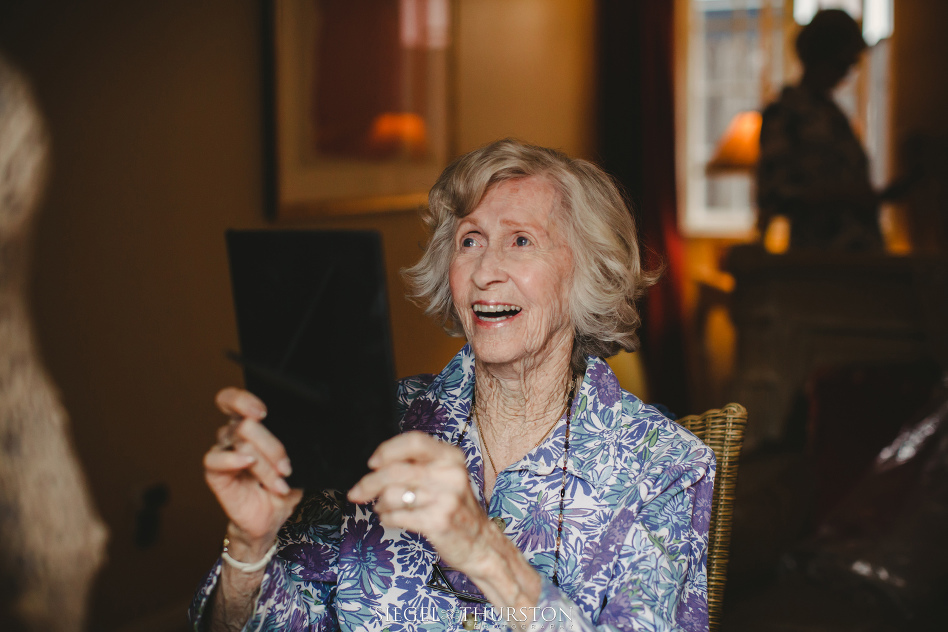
[{"xmin": 596, "ymin": 0, "xmax": 690, "ymax": 415}]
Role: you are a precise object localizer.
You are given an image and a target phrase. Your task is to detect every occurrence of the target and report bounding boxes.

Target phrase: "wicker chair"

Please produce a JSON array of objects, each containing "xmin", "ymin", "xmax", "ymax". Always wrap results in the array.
[{"xmin": 676, "ymin": 403, "xmax": 748, "ymax": 632}]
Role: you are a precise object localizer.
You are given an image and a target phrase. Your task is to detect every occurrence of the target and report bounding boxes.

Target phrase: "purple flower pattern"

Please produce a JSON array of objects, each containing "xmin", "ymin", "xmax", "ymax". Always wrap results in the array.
[
  {"xmin": 189, "ymin": 345, "xmax": 715, "ymax": 631},
  {"xmin": 339, "ymin": 511, "xmax": 395, "ymax": 597},
  {"xmin": 400, "ymin": 396, "xmax": 447, "ymax": 435},
  {"xmin": 280, "ymin": 543, "xmax": 336, "ymax": 581},
  {"xmin": 587, "ymin": 359, "xmax": 622, "ymax": 409}
]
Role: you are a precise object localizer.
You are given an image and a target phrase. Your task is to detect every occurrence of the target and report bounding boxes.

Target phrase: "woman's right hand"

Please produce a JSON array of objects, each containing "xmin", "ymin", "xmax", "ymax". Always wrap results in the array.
[{"xmin": 204, "ymin": 388, "xmax": 303, "ymax": 557}]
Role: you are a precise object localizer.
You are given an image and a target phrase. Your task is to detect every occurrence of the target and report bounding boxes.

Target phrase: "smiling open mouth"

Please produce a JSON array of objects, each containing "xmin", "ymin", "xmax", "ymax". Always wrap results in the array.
[{"xmin": 472, "ymin": 303, "xmax": 522, "ymax": 322}]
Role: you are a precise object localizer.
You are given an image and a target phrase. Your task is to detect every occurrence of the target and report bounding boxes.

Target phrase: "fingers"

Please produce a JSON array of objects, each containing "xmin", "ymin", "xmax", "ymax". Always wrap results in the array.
[
  {"xmin": 349, "ymin": 461, "xmax": 424, "ymax": 505},
  {"xmin": 376, "ymin": 507, "xmax": 435, "ymax": 533},
  {"xmin": 216, "ymin": 421, "xmax": 238, "ymax": 445},
  {"xmin": 215, "ymin": 387, "xmax": 267, "ymax": 420},
  {"xmin": 236, "ymin": 419, "xmax": 292, "ymax": 477},
  {"xmin": 348, "ymin": 432, "xmax": 493, "ymax": 570},
  {"xmin": 204, "ymin": 446, "xmax": 256, "ymax": 472},
  {"xmin": 351, "ymin": 461, "xmax": 470, "ymax": 505},
  {"xmin": 373, "ymin": 481, "xmax": 479, "ymax": 550},
  {"xmin": 213, "ymin": 388, "xmax": 288, "ymax": 474},
  {"xmin": 350, "ymin": 433, "xmax": 468, "ymax": 505},
  {"xmin": 207, "ymin": 386, "xmax": 293, "ymax": 497},
  {"xmin": 215, "ymin": 387, "xmax": 292, "ymax": 482},
  {"xmin": 205, "ymin": 439, "xmax": 290, "ymax": 495},
  {"xmin": 367, "ymin": 431, "xmax": 464, "ymax": 469},
  {"xmin": 238, "ymin": 440, "xmax": 292, "ymax": 495},
  {"xmin": 373, "ymin": 484, "xmax": 428, "ymax": 514}
]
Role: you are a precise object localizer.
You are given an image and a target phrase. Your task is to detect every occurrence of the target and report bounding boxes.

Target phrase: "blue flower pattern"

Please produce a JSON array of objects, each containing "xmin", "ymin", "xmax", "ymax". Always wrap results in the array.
[{"xmin": 189, "ymin": 345, "xmax": 715, "ymax": 631}]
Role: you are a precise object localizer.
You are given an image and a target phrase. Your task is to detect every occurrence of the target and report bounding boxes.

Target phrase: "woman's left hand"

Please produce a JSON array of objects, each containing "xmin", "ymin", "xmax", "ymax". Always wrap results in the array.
[{"xmin": 347, "ymin": 431, "xmax": 492, "ymax": 573}]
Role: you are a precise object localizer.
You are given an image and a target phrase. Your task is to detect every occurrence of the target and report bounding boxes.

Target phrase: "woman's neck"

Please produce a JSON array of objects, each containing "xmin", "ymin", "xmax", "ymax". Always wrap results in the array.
[{"xmin": 472, "ymin": 335, "xmax": 574, "ymax": 495}]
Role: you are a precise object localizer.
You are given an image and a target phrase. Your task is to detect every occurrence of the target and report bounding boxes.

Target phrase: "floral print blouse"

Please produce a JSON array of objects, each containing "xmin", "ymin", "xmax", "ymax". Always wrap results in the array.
[{"xmin": 190, "ymin": 345, "xmax": 715, "ymax": 631}]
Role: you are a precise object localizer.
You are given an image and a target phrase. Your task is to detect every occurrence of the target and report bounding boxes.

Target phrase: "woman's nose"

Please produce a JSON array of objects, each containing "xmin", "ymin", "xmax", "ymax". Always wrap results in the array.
[{"xmin": 471, "ymin": 245, "xmax": 507, "ymax": 288}]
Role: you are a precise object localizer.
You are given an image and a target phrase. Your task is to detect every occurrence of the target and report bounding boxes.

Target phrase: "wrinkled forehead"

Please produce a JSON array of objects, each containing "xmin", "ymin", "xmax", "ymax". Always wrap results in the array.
[{"xmin": 460, "ymin": 174, "xmax": 567, "ymax": 224}]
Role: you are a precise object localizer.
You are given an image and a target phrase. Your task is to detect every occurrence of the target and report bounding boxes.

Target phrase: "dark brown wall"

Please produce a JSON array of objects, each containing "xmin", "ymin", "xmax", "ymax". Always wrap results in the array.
[
  {"xmin": 888, "ymin": 0, "xmax": 948, "ymax": 253},
  {"xmin": 891, "ymin": 0, "xmax": 948, "ymax": 141}
]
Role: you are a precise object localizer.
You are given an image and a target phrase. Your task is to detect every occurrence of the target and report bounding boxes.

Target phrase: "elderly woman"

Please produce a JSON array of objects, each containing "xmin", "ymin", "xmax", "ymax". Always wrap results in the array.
[{"xmin": 191, "ymin": 139, "xmax": 715, "ymax": 631}]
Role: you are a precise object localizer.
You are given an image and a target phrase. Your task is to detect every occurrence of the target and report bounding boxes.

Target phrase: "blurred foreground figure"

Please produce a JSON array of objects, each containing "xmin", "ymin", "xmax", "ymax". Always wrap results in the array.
[
  {"xmin": 0, "ymin": 55, "xmax": 107, "ymax": 631},
  {"xmin": 756, "ymin": 10, "xmax": 909, "ymax": 251}
]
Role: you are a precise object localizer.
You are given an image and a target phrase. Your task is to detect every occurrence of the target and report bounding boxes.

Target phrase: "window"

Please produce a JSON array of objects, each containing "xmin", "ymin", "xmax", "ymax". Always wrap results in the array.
[{"xmin": 680, "ymin": 0, "xmax": 784, "ymax": 236}]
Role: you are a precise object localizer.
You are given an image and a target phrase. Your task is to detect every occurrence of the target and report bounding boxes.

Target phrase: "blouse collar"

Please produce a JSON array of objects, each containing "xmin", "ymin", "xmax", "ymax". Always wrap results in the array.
[{"xmin": 405, "ymin": 344, "xmax": 637, "ymax": 491}]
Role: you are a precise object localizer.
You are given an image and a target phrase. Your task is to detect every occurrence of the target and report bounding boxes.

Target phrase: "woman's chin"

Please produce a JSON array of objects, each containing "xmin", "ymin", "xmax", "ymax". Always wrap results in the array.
[
  {"xmin": 469, "ymin": 346, "xmax": 523, "ymax": 367},
  {"xmin": 469, "ymin": 341, "xmax": 558, "ymax": 370},
  {"xmin": 467, "ymin": 336, "xmax": 530, "ymax": 367},
  {"xmin": 468, "ymin": 326, "xmax": 573, "ymax": 371}
]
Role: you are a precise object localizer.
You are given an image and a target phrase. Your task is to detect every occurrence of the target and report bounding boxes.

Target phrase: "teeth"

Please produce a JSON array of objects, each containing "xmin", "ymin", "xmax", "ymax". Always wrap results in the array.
[
  {"xmin": 473, "ymin": 304, "xmax": 521, "ymax": 313},
  {"xmin": 473, "ymin": 304, "xmax": 522, "ymax": 322}
]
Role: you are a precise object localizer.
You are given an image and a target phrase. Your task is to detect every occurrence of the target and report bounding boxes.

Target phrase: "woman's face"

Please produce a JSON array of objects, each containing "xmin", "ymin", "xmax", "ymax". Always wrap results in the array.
[{"xmin": 449, "ymin": 176, "xmax": 574, "ymax": 370}]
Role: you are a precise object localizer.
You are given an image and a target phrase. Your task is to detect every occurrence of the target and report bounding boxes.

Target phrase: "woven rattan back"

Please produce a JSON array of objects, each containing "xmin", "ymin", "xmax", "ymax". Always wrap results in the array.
[{"xmin": 677, "ymin": 403, "xmax": 748, "ymax": 632}]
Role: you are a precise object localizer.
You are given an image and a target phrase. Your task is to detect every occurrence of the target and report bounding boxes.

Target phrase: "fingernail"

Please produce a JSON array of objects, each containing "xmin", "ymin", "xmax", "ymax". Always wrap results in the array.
[
  {"xmin": 275, "ymin": 478, "xmax": 290, "ymax": 495},
  {"xmin": 254, "ymin": 407, "xmax": 267, "ymax": 419},
  {"xmin": 242, "ymin": 454, "xmax": 256, "ymax": 465},
  {"xmin": 277, "ymin": 458, "xmax": 292, "ymax": 476},
  {"xmin": 367, "ymin": 455, "xmax": 379, "ymax": 468},
  {"xmin": 348, "ymin": 484, "xmax": 360, "ymax": 498}
]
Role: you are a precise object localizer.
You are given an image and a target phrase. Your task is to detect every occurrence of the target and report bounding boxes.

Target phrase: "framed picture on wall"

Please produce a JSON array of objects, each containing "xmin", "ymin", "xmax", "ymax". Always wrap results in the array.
[{"xmin": 264, "ymin": 0, "xmax": 455, "ymax": 220}]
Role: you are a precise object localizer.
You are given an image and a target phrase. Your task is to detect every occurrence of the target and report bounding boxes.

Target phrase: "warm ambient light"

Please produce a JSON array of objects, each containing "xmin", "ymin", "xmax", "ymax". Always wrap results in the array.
[
  {"xmin": 705, "ymin": 111, "xmax": 762, "ymax": 174},
  {"xmin": 368, "ymin": 112, "xmax": 428, "ymax": 158},
  {"xmin": 763, "ymin": 215, "xmax": 790, "ymax": 254}
]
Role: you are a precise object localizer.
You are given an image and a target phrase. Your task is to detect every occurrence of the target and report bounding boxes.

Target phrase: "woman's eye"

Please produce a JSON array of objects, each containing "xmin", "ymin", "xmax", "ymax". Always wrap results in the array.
[
  {"xmin": 515, "ymin": 235, "xmax": 530, "ymax": 247},
  {"xmin": 461, "ymin": 237, "xmax": 477, "ymax": 248}
]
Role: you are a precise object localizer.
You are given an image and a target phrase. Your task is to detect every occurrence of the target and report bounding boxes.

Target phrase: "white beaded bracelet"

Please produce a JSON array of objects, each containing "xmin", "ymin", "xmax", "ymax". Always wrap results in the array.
[{"xmin": 221, "ymin": 537, "xmax": 278, "ymax": 573}]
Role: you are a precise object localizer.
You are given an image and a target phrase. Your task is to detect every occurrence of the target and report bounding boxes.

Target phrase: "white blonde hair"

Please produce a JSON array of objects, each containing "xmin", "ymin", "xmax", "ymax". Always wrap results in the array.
[{"xmin": 403, "ymin": 138, "xmax": 659, "ymax": 373}]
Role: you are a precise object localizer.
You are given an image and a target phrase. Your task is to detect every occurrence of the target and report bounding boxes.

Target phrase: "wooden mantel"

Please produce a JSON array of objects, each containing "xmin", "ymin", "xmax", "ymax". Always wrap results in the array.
[{"xmin": 724, "ymin": 245, "xmax": 946, "ymax": 450}]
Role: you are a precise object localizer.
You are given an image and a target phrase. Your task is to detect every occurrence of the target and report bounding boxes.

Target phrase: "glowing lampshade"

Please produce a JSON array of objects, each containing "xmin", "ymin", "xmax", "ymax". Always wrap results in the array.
[
  {"xmin": 705, "ymin": 111, "xmax": 762, "ymax": 174},
  {"xmin": 367, "ymin": 112, "xmax": 428, "ymax": 158}
]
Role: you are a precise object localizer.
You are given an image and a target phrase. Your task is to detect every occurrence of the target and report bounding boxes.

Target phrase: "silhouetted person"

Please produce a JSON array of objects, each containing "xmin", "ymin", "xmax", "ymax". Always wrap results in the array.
[{"xmin": 757, "ymin": 10, "xmax": 908, "ymax": 251}]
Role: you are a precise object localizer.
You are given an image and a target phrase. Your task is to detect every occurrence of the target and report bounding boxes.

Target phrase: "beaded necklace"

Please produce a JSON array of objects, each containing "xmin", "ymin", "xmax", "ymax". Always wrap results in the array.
[{"xmin": 454, "ymin": 374, "xmax": 578, "ymax": 586}]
